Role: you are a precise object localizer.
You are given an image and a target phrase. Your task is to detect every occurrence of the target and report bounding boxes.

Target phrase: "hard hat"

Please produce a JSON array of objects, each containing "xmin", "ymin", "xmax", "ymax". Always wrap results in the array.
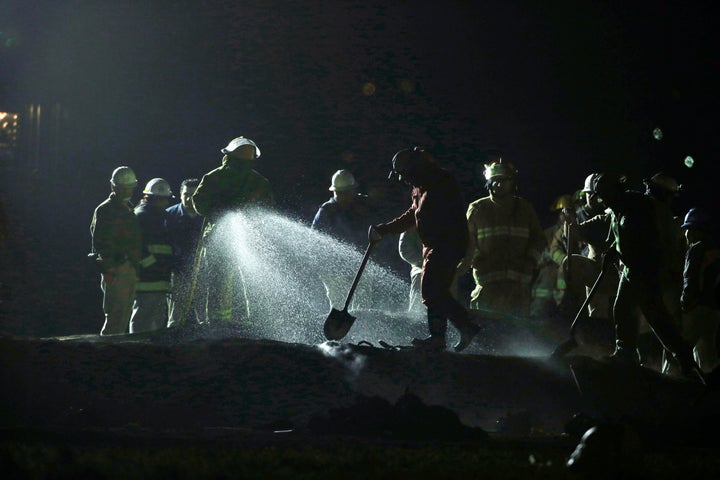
[
  {"xmin": 643, "ymin": 171, "xmax": 682, "ymax": 194},
  {"xmin": 592, "ymin": 172, "xmax": 625, "ymax": 195},
  {"xmin": 388, "ymin": 147, "xmax": 434, "ymax": 181},
  {"xmin": 483, "ymin": 159, "xmax": 517, "ymax": 180},
  {"xmin": 110, "ymin": 166, "xmax": 138, "ymax": 187},
  {"xmin": 582, "ymin": 173, "xmax": 600, "ymax": 193},
  {"xmin": 550, "ymin": 194, "xmax": 574, "ymax": 212},
  {"xmin": 329, "ymin": 169, "xmax": 358, "ymax": 192},
  {"xmin": 142, "ymin": 178, "xmax": 173, "ymax": 197},
  {"xmin": 221, "ymin": 136, "xmax": 261, "ymax": 158},
  {"xmin": 681, "ymin": 207, "xmax": 712, "ymax": 230}
]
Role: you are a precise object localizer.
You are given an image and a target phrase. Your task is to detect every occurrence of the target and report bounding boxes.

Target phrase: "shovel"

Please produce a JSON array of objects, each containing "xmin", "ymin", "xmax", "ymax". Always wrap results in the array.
[
  {"xmin": 550, "ymin": 247, "xmax": 615, "ymax": 359},
  {"xmin": 323, "ymin": 240, "xmax": 377, "ymax": 341}
]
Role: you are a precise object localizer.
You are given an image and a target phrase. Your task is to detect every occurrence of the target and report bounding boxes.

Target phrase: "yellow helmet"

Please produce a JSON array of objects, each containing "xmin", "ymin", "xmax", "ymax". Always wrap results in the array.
[
  {"xmin": 483, "ymin": 159, "xmax": 517, "ymax": 180},
  {"xmin": 550, "ymin": 194, "xmax": 574, "ymax": 212}
]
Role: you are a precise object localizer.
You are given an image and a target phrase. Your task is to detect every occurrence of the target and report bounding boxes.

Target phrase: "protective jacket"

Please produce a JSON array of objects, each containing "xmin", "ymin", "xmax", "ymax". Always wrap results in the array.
[
  {"xmin": 90, "ymin": 192, "xmax": 141, "ymax": 271},
  {"xmin": 682, "ymin": 238, "xmax": 720, "ymax": 311},
  {"xmin": 311, "ymin": 195, "xmax": 371, "ymax": 249},
  {"xmin": 606, "ymin": 191, "xmax": 665, "ymax": 282},
  {"xmin": 192, "ymin": 160, "xmax": 274, "ymax": 225},
  {"xmin": 375, "ymin": 167, "xmax": 467, "ymax": 254},
  {"xmin": 166, "ymin": 202, "xmax": 203, "ymax": 262},
  {"xmin": 134, "ymin": 200, "xmax": 174, "ymax": 292},
  {"xmin": 464, "ymin": 196, "xmax": 546, "ymax": 286}
]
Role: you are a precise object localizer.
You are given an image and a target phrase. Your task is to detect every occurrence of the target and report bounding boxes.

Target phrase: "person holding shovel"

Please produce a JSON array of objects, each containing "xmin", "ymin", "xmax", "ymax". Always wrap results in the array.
[
  {"xmin": 369, "ymin": 147, "xmax": 480, "ymax": 352},
  {"xmin": 592, "ymin": 173, "xmax": 704, "ymax": 383}
]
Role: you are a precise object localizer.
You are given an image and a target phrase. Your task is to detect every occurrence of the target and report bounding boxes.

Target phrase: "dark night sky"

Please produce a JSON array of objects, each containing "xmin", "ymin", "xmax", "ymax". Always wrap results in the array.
[{"xmin": 1, "ymin": 0, "xmax": 718, "ymax": 334}]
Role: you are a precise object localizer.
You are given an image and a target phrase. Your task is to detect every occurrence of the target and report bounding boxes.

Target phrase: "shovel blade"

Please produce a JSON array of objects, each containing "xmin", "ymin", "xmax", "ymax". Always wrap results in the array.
[{"xmin": 323, "ymin": 308, "xmax": 356, "ymax": 340}]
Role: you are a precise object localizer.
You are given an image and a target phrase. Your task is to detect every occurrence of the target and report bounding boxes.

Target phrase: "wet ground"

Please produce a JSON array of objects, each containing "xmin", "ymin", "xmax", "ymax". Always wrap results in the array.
[{"xmin": 1, "ymin": 315, "xmax": 719, "ymax": 477}]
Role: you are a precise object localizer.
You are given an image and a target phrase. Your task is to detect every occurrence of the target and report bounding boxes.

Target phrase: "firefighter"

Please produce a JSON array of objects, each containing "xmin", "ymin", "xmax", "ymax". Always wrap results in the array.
[
  {"xmin": 557, "ymin": 174, "xmax": 616, "ymax": 347},
  {"xmin": 192, "ymin": 136, "xmax": 274, "ymax": 325},
  {"xmin": 311, "ymin": 169, "xmax": 374, "ymax": 309},
  {"xmin": 680, "ymin": 207, "xmax": 720, "ymax": 372},
  {"xmin": 459, "ymin": 157, "xmax": 546, "ymax": 317},
  {"xmin": 130, "ymin": 178, "xmax": 175, "ymax": 333},
  {"xmin": 592, "ymin": 173, "xmax": 704, "ymax": 382},
  {"xmin": 530, "ymin": 194, "xmax": 575, "ymax": 318},
  {"xmin": 642, "ymin": 172, "xmax": 686, "ymax": 372},
  {"xmin": 90, "ymin": 166, "xmax": 142, "ymax": 335},
  {"xmin": 370, "ymin": 147, "xmax": 480, "ymax": 352}
]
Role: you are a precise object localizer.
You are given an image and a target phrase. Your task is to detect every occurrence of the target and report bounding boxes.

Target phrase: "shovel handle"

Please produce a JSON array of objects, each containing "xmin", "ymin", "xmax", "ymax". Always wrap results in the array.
[
  {"xmin": 568, "ymin": 248, "xmax": 615, "ymax": 336},
  {"xmin": 342, "ymin": 241, "xmax": 376, "ymax": 311}
]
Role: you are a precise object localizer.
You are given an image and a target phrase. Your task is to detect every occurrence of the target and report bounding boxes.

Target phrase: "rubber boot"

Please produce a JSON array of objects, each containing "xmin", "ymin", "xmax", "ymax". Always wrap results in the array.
[
  {"xmin": 411, "ymin": 314, "xmax": 447, "ymax": 351},
  {"xmin": 454, "ymin": 321, "xmax": 480, "ymax": 353},
  {"xmin": 677, "ymin": 352, "xmax": 707, "ymax": 385}
]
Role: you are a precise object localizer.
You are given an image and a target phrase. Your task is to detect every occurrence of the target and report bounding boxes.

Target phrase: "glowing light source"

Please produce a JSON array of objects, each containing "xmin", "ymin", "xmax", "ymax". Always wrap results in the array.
[
  {"xmin": 684, "ymin": 156, "xmax": 694, "ymax": 168},
  {"xmin": 0, "ymin": 111, "xmax": 19, "ymax": 149},
  {"xmin": 361, "ymin": 82, "xmax": 376, "ymax": 96},
  {"xmin": 652, "ymin": 127, "xmax": 663, "ymax": 140},
  {"xmin": 398, "ymin": 79, "xmax": 415, "ymax": 94}
]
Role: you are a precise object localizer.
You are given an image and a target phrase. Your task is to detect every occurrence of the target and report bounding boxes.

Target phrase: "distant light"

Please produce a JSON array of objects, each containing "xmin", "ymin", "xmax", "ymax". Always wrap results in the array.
[
  {"xmin": 652, "ymin": 127, "xmax": 663, "ymax": 140},
  {"xmin": 398, "ymin": 79, "xmax": 415, "ymax": 94},
  {"xmin": 361, "ymin": 82, "xmax": 376, "ymax": 96},
  {"xmin": 684, "ymin": 155, "xmax": 694, "ymax": 168}
]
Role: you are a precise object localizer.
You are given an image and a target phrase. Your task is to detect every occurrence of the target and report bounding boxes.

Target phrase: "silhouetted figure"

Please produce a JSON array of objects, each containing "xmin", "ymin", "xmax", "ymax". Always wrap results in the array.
[
  {"xmin": 311, "ymin": 169, "xmax": 374, "ymax": 309},
  {"xmin": 680, "ymin": 207, "xmax": 720, "ymax": 372},
  {"xmin": 131, "ymin": 178, "xmax": 175, "ymax": 333},
  {"xmin": 166, "ymin": 178, "xmax": 203, "ymax": 327},
  {"xmin": 90, "ymin": 166, "xmax": 142, "ymax": 335},
  {"xmin": 371, "ymin": 147, "xmax": 480, "ymax": 352},
  {"xmin": 593, "ymin": 173, "xmax": 703, "ymax": 382},
  {"xmin": 193, "ymin": 136, "xmax": 274, "ymax": 326}
]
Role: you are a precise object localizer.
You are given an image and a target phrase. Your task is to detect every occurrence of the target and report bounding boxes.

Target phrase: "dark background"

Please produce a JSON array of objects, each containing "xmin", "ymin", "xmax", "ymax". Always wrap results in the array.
[{"xmin": 1, "ymin": 0, "xmax": 717, "ymax": 336}]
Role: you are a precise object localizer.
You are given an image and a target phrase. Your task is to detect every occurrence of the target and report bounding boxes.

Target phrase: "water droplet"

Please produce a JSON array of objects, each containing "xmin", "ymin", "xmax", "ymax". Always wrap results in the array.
[{"xmin": 684, "ymin": 156, "xmax": 694, "ymax": 168}]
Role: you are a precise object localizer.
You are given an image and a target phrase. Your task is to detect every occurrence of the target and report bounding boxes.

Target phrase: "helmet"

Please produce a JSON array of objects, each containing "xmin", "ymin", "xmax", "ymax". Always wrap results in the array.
[
  {"xmin": 110, "ymin": 166, "xmax": 138, "ymax": 187},
  {"xmin": 582, "ymin": 173, "xmax": 600, "ymax": 193},
  {"xmin": 142, "ymin": 178, "xmax": 173, "ymax": 197},
  {"xmin": 681, "ymin": 207, "xmax": 712, "ymax": 230},
  {"xmin": 221, "ymin": 136, "xmax": 261, "ymax": 158},
  {"xmin": 329, "ymin": 169, "xmax": 358, "ymax": 192},
  {"xmin": 483, "ymin": 159, "xmax": 517, "ymax": 180},
  {"xmin": 388, "ymin": 147, "xmax": 434, "ymax": 181},
  {"xmin": 550, "ymin": 194, "xmax": 574, "ymax": 212},
  {"xmin": 592, "ymin": 172, "xmax": 625, "ymax": 196},
  {"xmin": 643, "ymin": 171, "xmax": 682, "ymax": 195}
]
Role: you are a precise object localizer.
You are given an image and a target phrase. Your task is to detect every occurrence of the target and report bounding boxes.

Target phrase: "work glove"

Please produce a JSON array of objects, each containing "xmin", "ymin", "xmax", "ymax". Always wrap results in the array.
[{"xmin": 368, "ymin": 225, "xmax": 383, "ymax": 243}]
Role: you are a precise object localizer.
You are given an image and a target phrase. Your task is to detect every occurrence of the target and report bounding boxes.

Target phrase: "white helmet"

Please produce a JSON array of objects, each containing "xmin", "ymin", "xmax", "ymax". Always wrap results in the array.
[
  {"xmin": 142, "ymin": 178, "xmax": 173, "ymax": 197},
  {"xmin": 582, "ymin": 173, "xmax": 600, "ymax": 193},
  {"xmin": 221, "ymin": 136, "xmax": 261, "ymax": 158},
  {"xmin": 329, "ymin": 169, "xmax": 358, "ymax": 192},
  {"xmin": 110, "ymin": 166, "xmax": 138, "ymax": 187}
]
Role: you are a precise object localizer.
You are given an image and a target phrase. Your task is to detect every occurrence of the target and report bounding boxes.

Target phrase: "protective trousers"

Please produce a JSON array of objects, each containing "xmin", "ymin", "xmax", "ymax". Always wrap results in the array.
[
  {"xmin": 613, "ymin": 273, "xmax": 694, "ymax": 366},
  {"xmin": 100, "ymin": 260, "xmax": 136, "ymax": 335},
  {"xmin": 203, "ymin": 246, "xmax": 250, "ymax": 325},
  {"xmin": 130, "ymin": 292, "xmax": 169, "ymax": 333},
  {"xmin": 421, "ymin": 247, "xmax": 473, "ymax": 337}
]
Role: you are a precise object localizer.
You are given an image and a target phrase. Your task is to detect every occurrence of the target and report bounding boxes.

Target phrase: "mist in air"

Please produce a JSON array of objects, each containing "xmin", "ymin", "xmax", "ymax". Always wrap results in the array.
[{"xmin": 199, "ymin": 208, "xmax": 427, "ymax": 345}]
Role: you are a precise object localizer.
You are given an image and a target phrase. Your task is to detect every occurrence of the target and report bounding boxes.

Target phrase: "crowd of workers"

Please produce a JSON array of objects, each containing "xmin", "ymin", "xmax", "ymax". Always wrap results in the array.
[{"xmin": 89, "ymin": 135, "xmax": 719, "ymax": 383}]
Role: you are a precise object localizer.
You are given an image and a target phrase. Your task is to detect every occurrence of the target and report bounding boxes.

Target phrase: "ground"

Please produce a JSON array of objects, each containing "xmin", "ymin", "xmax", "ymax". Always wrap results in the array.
[{"xmin": 1, "ymin": 322, "xmax": 719, "ymax": 478}]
